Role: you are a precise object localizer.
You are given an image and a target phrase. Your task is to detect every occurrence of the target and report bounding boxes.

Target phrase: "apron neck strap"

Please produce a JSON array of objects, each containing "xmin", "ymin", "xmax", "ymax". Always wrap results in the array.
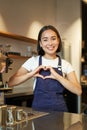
[
  {"xmin": 57, "ymin": 55, "xmax": 62, "ymax": 70},
  {"xmin": 39, "ymin": 55, "xmax": 42, "ymax": 65}
]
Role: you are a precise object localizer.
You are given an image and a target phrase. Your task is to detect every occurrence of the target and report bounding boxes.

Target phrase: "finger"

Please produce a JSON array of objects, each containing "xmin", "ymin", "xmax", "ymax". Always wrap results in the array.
[
  {"xmin": 44, "ymin": 75, "xmax": 51, "ymax": 79},
  {"xmin": 44, "ymin": 75, "xmax": 55, "ymax": 80},
  {"xmin": 45, "ymin": 66, "xmax": 51, "ymax": 70},
  {"xmin": 39, "ymin": 65, "xmax": 46, "ymax": 71},
  {"xmin": 44, "ymin": 66, "xmax": 47, "ymax": 70},
  {"xmin": 34, "ymin": 74, "xmax": 44, "ymax": 79}
]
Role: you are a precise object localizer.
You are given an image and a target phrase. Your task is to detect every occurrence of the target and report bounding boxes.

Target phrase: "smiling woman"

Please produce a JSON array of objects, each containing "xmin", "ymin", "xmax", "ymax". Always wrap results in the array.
[{"xmin": 8, "ymin": 25, "xmax": 82, "ymax": 113}]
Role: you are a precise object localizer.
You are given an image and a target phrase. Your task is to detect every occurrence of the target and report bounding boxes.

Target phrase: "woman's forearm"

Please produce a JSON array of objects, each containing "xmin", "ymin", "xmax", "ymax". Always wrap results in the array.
[
  {"xmin": 8, "ymin": 71, "xmax": 34, "ymax": 87},
  {"xmin": 55, "ymin": 73, "xmax": 82, "ymax": 96}
]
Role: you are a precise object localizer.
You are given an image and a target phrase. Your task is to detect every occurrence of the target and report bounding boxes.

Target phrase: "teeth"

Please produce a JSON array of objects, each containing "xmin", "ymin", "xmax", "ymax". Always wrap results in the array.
[
  {"xmin": 48, "ymin": 46, "xmax": 54, "ymax": 49},
  {"xmin": 48, "ymin": 47, "xmax": 54, "ymax": 50}
]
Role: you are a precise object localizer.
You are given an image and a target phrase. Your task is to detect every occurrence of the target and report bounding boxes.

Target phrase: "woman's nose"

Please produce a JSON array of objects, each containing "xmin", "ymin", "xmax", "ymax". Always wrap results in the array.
[{"xmin": 48, "ymin": 39, "xmax": 53, "ymax": 45}]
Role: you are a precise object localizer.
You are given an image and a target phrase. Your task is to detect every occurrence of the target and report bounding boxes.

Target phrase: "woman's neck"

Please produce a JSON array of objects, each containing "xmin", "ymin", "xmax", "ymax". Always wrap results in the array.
[{"xmin": 43, "ymin": 54, "xmax": 57, "ymax": 59}]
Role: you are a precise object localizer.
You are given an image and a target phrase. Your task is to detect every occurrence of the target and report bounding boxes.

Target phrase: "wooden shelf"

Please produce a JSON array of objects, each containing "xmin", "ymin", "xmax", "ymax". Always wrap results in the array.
[
  {"xmin": 8, "ymin": 54, "xmax": 29, "ymax": 59},
  {"xmin": 0, "ymin": 88, "xmax": 13, "ymax": 91},
  {"xmin": 0, "ymin": 31, "xmax": 37, "ymax": 44}
]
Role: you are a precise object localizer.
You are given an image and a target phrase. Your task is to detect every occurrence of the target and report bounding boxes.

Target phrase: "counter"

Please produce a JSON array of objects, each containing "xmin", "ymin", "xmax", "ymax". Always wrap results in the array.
[
  {"xmin": 0, "ymin": 106, "xmax": 86, "ymax": 130},
  {"xmin": 0, "ymin": 90, "xmax": 34, "ymax": 107},
  {"xmin": 4, "ymin": 90, "xmax": 33, "ymax": 98}
]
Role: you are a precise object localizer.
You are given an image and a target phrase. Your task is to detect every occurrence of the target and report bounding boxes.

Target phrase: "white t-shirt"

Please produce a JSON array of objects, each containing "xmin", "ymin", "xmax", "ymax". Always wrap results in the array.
[{"xmin": 22, "ymin": 56, "xmax": 74, "ymax": 90}]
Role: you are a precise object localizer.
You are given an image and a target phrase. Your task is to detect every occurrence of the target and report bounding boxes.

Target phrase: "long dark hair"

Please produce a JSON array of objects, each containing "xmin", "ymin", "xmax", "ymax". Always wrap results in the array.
[{"xmin": 37, "ymin": 25, "xmax": 62, "ymax": 55}]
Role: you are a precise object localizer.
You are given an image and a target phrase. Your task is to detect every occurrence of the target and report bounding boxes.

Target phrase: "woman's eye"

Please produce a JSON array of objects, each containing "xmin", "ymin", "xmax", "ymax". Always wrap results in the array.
[
  {"xmin": 43, "ymin": 39, "xmax": 48, "ymax": 42},
  {"xmin": 52, "ymin": 38, "xmax": 56, "ymax": 40}
]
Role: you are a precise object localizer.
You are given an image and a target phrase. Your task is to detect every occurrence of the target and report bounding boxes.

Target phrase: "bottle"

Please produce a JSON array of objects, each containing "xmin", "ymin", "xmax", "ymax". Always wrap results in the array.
[{"xmin": 4, "ymin": 81, "xmax": 8, "ymax": 88}]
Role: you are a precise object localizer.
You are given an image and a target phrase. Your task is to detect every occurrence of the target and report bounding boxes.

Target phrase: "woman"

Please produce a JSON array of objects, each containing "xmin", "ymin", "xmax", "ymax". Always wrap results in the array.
[{"xmin": 8, "ymin": 25, "xmax": 82, "ymax": 112}]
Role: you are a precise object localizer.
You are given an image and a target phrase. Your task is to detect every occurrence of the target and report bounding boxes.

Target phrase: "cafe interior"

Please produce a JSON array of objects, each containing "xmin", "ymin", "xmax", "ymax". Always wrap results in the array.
[{"xmin": 0, "ymin": 0, "xmax": 87, "ymax": 129}]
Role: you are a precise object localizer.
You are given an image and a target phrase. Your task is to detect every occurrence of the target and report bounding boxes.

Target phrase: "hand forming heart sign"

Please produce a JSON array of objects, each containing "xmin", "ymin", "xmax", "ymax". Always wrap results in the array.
[{"xmin": 34, "ymin": 65, "xmax": 56, "ymax": 80}]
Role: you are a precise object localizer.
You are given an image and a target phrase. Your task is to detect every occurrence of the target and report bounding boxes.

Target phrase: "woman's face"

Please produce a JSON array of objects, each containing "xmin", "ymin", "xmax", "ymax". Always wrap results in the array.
[{"xmin": 40, "ymin": 29, "xmax": 60, "ymax": 57}]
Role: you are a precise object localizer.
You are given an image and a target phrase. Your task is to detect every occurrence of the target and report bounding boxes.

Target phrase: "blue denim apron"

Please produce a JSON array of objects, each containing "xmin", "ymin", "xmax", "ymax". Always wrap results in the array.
[{"xmin": 32, "ymin": 55, "xmax": 68, "ymax": 112}]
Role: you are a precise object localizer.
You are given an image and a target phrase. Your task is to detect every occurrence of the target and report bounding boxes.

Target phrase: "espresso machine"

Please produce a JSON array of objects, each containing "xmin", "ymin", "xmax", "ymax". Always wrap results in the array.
[
  {"xmin": 0, "ymin": 44, "xmax": 13, "ymax": 105},
  {"xmin": 0, "ymin": 54, "xmax": 13, "ymax": 87}
]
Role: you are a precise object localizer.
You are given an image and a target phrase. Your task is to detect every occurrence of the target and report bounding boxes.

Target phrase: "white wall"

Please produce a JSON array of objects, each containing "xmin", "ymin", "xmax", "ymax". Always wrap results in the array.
[
  {"xmin": 56, "ymin": 0, "xmax": 82, "ymax": 81},
  {"xmin": 0, "ymin": 0, "xmax": 57, "ymax": 39}
]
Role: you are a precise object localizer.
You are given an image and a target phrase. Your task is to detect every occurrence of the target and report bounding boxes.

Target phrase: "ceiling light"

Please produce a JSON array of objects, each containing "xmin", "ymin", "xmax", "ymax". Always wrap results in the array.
[{"xmin": 83, "ymin": 0, "xmax": 87, "ymax": 3}]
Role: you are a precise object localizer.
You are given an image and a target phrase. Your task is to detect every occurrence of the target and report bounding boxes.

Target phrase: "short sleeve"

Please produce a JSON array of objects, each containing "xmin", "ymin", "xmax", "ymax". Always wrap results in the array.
[
  {"xmin": 62, "ymin": 59, "xmax": 74, "ymax": 74},
  {"xmin": 22, "ymin": 56, "xmax": 39, "ymax": 71}
]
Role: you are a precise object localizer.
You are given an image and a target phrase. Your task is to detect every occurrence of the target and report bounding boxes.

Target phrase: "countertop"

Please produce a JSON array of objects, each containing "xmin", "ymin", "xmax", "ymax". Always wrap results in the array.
[
  {"xmin": 0, "ymin": 88, "xmax": 33, "ymax": 98},
  {"xmin": 0, "ymin": 106, "xmax": 87, "ymax": 130},
  {"xmin": 4, "ymin": 90, "xmax": 33, "ymax": 98},
  {"xmin": 30, "ymin": 112, "xmax": 84, "ymax": 130}
]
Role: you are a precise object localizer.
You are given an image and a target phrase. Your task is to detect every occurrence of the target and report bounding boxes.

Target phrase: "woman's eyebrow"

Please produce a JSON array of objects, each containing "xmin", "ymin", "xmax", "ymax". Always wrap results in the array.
[
  {"xmin": 42, "ymin": 36, "xmax": 57, "ymax": 39},
  {"xmin": 41, "ymin": 37, "xmax": 48, "ymax": 39}
]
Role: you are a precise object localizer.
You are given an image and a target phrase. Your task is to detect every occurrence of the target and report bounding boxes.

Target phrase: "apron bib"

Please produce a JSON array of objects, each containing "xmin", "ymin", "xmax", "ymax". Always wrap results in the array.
[{"xmin": 32, "ymin": 55, "xmax": 68, "ymax": 112}]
